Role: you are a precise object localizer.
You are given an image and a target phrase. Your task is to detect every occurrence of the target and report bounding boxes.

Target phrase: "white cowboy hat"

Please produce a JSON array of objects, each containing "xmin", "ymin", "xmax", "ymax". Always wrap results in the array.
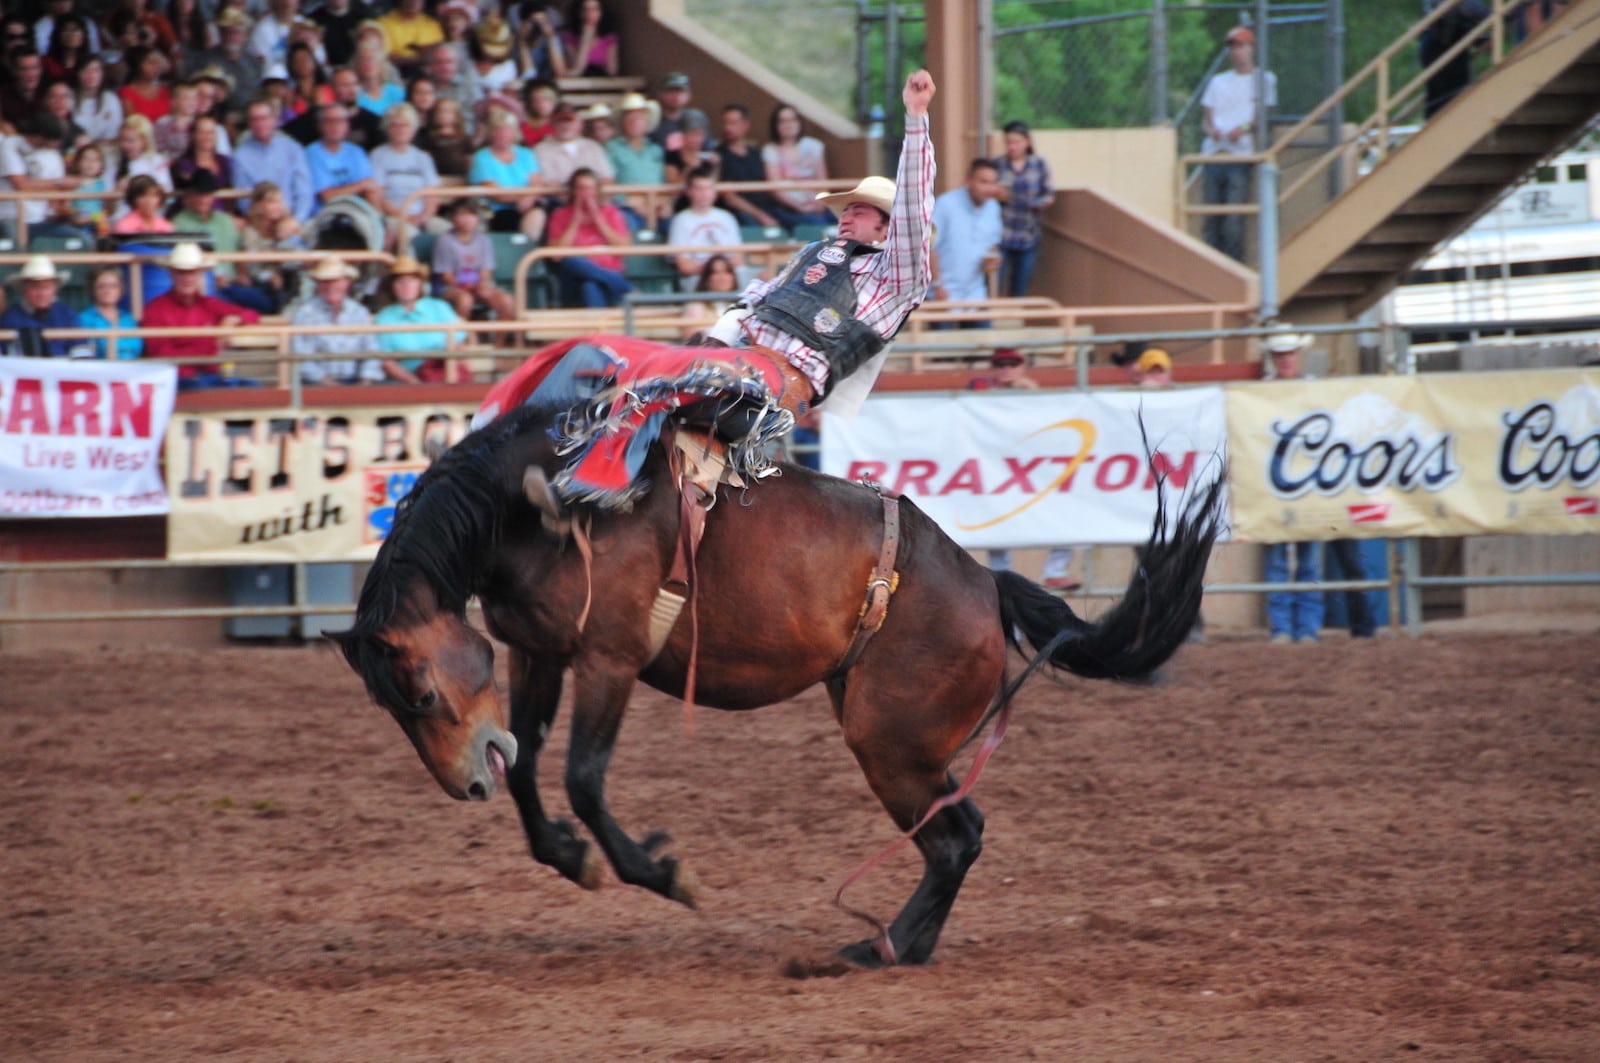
[
  {"xmin": 1265, "ymin": 330, "xmax": 1311, "ymax": 354},
  {"xmin": 165, "ymin": 242, "xmax": 213, "ymax": 271},
  {"xmin": 816, "ymin": 175, "xmax": 896, "ymax": 217},
  {"xmin": 308, "ymin": 255, "xmax": 359, "ymax": 282},
  {"xmin": 616, "ymin": 92, "xmax": 660, "ymax": 133},
  {"xmin": 580, "ymin": 102, "xmax": 613, "ymax": 122},
  {"xmin": 17, "ymin": 255, "xmax": 62, "ymax": 282}
]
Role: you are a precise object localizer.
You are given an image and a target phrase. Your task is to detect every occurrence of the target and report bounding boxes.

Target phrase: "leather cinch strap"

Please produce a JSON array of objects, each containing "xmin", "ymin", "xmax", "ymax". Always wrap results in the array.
[{"xmin": 833, "ymin": 487, "xmax": 901, "ymax": 677}]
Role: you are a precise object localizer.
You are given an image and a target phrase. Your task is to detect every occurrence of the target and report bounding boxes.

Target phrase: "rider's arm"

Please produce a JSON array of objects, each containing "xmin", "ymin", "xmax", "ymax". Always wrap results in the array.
[{"xmin": 875, "ymin": 110, "xmax": 935, "ymax": 301}]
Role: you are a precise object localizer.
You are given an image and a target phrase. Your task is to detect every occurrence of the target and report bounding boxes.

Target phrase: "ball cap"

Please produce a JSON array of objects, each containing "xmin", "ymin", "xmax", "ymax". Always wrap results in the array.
[
  {"xmin": 1136, "ymin": 348, "xmax": 1172, "ymax": 373},
  {"xmin": 1226, "ymin": 26, "xmax": 1255, "ymax": 45}
]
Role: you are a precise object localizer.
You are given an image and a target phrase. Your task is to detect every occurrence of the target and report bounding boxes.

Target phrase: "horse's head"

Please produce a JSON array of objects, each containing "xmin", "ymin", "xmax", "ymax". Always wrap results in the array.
[{"xmin": 329, "ymin": 580, "xmax": 514, "ymax": 801}]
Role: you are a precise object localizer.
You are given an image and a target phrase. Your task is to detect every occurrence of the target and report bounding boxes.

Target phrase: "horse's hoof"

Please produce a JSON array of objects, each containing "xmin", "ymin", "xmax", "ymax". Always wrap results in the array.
[
  {"xmin": 576, "ymin": 844, "xmax": 605, "ymax": 891},
  {"xmin": 836, "ymin": 938, "xmax": 893, "ymax": 969},
  {"xmin": 669, "ymin": 863, "xmax": 701, "ymax": 909}
]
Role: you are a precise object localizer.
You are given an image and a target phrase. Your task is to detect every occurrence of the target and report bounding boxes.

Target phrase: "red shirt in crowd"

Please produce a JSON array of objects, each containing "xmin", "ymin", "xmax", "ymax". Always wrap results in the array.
[
  {"xmin": 547, "ymin": 201, "xmax": 629, "ymax": 272},
  {"xmin": 141, "ymin": 292, "xmax": 260, "ymax": 377}
]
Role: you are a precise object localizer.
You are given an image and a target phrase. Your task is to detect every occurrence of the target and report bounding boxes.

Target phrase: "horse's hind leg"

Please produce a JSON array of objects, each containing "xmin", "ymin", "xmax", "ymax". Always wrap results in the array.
[
  {"xmin": 829, "ymin": 683, "xmax": 988, "ymax": 967},
  {"xmin": 563, "ymin": 665, "xmax": 698, "ymax": 907},
  {"xmin": 505, "ymin": 650, "xmax": 602, "ymax": 889}
]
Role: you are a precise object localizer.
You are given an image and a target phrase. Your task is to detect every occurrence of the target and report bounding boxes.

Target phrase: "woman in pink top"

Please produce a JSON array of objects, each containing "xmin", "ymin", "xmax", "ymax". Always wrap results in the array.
[
  {"xmin": 559, "ymin": 0, "xmax": 619, "ymax": 77},
  {"xmin": 111, "ymin": 174, "xmax": 176, "ymax": 234},
  {"xmin": 762, "ymin": 104, "xmax": 834, "ymax": 231}
]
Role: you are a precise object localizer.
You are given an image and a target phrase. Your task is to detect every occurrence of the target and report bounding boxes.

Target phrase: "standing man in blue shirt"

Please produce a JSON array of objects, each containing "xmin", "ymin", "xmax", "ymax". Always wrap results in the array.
[
  {"xmin": 232, "ymin": 97, "xmax": 316, "ymax": 222},
  {"xmin": 0, "ymin": 256, "xmax": 83, "ymax": 357},
  {"xmin": 931, "ymin": 157, "xmax": 1003, "ymax": 325}
]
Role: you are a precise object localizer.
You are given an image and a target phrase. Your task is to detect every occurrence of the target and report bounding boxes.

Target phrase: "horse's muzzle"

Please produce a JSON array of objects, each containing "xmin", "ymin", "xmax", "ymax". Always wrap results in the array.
[{"xmin": 460, "ymin": 723, "xmax": 519, "ymax": 802}]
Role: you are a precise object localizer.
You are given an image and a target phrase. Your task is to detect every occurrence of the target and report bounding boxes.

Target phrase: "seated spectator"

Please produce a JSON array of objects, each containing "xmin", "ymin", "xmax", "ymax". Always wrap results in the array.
[
  {"xmin": 180, "ymin": 10, "xmax": 261, "ymax": 117},
  {"xmin": 0, "ymin": 48, "xmax": 45, "ymax": 135},
  {"xmin": 111, "ymin": 174, "xmax": 177, "ymax": 234},
  {"xmin": 547, "ymin": 167, "xmax": 634, "ymax": 308},
  {"xmin": 534, "ymin": 100, "xmax": 612, "ymax": 190},
  {"xmin": 663, "ymin": 111, "xmax": 716, "ymax": 187},
  {"xmin": 155, "ymin": 80, "xmax": 227, "ymax": 157},
  {"xmin": 171, "ymin": 115, "xmax": 234, "ymax": 192},
  {"xmin": 292, "ymin": 255, "xmax": 384, "ymax": 385},
  {"xmin": 374, "ymin": 255, "xmax": 467, "ymax": 383},
  {"xmin": 425, "ymin": 43, "xmax": 484, "ymax": 136},
  {"xmin": 353, "ymin": 40, "xmax": 404, "ymax": 117},
  {"xmin": 667, "ymin": 167, "xmax": 743, "ymax": 286},
  {"xmin": 436, "ymin": 0, "xmax": 477, "ymax": 70},
  {"xmin": 304, "ymin": 103, "xmax": 380, "ymax": 208},
  {"xmin": 42, "ymin": 14, "xmax": 92, "ymax": 84},
  {"xmin": 118, "ymin": 46, "xmax": 173, "ymax": 124},
  {"xmin": 140, "ymin": 241, "xmax": 261, "ymax": 388},
  {"xmin": 679, "ymin": 253, "xmax": 738, "ymax": 340},
  {"xmin": 604, "ymin": 92, "xmax": 664, "ymax": 229},
  {"xmin": 763, "ymin": 104, "xmax": 834, "ymax": 231},
  {"xmin": 240, "ymin": 180, "xmax": 306, "ymax": 306},
  {"xmin": 418, "ymin": 96, "xmax": 472, "ymax": 179},
  {"xmin": 284, "ymin": 40, "xmax": 333, "ymax": 120},
  {"xmin": 511, "ymin": 2, "xmax": 566, "ymax": 81},
  {"xmin": 470, "ymin": 16, "xmax": 520, "ymax": 94},
  {"xmin": 170, "ymin": 168, "xmax": 274, "ymax": 313},
  {"xmin": 560, "ymin": 0, "xmax": 619, "ymax": 77},
  {"xmin": 650, "ymin": 71, "xmax": 705, "ymax": 152},
  {"xmin": 127, "ymin": 0, "xmax": 179, "ymax": 57},
  {"xmin": 405, "ymin": 74, "xmax": 438, "ymax": 120},
  {"xmin": 377, "ymin": 0, "xmax": 443, "ymax": 72},
  {"xmin": 286, "ymin": 66, "xmax": 383, "ymax": 147},
  {"xmin": 72, "ymin": 57, "xmax": 125, "ymax": 147},
  {"xmin": 233, "ymin": 97, "xmax": 316, "ymax": 221},
  {"xmin": 79, "ymin": 266, "xmax": 143, "ymax": 360},
  {"xmin": 0, "ymin": 113, "xmax": 81, "ymax": 242},
  {"xmin": 582, "ymin": 103, "xmax": 615, "ymax": 147},
  {"xmin": 517, "ymin": 80, "xmax": 559, "ymax": 148},
  {"xmin": 311, "ymin": 0, "xmax": 373, "ymax": 67},
  {"xmin": 469, "ymin": 109, "xmax": 546, "ymax": 238},
  {"xmin": 114, "ymin": 114, "xmax": 173, "ymax": 194},
  {"xmin": 715, "ymin": 103, "xmax": 780, "ymax": 229},
  {"xmin": 370, "ymin": 102, "xmax": 442, "ymax": 241},
  {"xmin": 432, "ymin": 197, "xmax": 516, "ymax": 320},
  {"xmin": 41, "ymin": 80, "xmax": 88, "ymax": 154},
  {"xmin": 249, "ymin": 0, "xmax": 300, "ymax": 70},
  {"xmin": 67, "ymin": 144, "xmax": 114, "ymax": 232},
  {"xmin": 0, "ymin": 256, "xmax": 80, "ymax": 357}
]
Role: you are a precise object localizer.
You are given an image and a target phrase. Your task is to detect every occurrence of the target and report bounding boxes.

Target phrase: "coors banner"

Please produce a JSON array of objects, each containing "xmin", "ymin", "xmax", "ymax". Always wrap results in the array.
[{"xmin": 1227, "ymin": 369, "xmax": 1600, "ymax": 542}]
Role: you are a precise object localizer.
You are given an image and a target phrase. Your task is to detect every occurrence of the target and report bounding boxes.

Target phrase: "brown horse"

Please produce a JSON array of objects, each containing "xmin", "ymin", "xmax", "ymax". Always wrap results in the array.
[{"xmin": 332, "ymin": 403, "xmax": 1224, "ymax": 967}]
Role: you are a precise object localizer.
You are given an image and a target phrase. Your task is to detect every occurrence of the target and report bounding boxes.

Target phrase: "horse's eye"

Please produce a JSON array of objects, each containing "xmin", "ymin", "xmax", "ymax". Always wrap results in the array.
[{"xmin": 416, "ymin": 690, "xmax": 438, "ymax": 712}]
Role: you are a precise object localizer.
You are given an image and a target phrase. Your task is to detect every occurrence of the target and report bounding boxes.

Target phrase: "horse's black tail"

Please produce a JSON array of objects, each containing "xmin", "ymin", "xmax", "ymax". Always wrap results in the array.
[{"xmin": 994, "ymin": 471, "xmax": 1226, "ymax": 683}]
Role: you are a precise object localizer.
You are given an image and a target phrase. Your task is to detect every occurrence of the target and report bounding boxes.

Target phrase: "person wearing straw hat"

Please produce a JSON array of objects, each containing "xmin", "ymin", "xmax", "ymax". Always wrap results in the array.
[
  {"xmin": 1259, "ymin": 326, "xmax": 1325, "ymax": 643},
  {"xmin": 291, "ymin": 254, "xmax": 385, "ymax": 385},
  {"xmin": 470, "ymin": 15, "xmax": 518, "ymax": 93},
  {"xmin": 0, "ymin": 255, "xmax": 80, "ymax": 357},
  {"xmin": 141, "ymin": 242, "xmax": 263, "ymax": 388},
  {"xmin": 704, "ymin": 68, "xmax": 939, "ymax": 416},
  {"xmin": 604, "ymin": 91, "xmax": 664, "ymax": 228},
  {"xmin": 374, "ymin": 255, "xmax": 466, "ymax": 383}
]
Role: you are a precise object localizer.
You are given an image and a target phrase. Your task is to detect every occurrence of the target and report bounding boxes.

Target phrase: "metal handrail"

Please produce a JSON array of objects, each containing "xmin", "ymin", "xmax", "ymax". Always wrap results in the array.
[{"xmin": 510, "ymin": 240, "xmax": 804, "ymax": 312}]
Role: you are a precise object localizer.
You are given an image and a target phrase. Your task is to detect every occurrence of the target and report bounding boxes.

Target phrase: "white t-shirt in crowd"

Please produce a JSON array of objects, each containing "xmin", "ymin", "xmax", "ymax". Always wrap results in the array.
[
  {"xmin": 0, "ymin": 137, "xmax": 66, "ymax": 226},
  {"xmin": 667, "ymin": 205, "xmax": 742, "ymax": 276},
  {"xmin": 1200, "ymin": 68, "xmax": 1278, "ymax": 155}
]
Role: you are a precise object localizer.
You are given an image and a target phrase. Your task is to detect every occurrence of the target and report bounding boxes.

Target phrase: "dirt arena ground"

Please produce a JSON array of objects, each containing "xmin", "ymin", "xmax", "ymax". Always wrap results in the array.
[{"xmin": 3, "ymin": 628, "xmax": 1598, "ymax": 1062}]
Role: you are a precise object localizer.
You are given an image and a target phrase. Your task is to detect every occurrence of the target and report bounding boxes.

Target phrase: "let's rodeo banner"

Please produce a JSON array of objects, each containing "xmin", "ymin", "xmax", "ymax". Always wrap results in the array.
[
  {"xmin": 1227, "ymin": 368, "xmax": 1600, "ymax": 542},
  {"xmin": 1, "ymin": 357, "xmax": 177, "ymax": 518},
  {"xmin": 821, "ymin": 388, "xmax": 1229, "ymax": 548},
  {"xmin": 165, "ymin": 403, "xmax": 478, "ymax": 561}
]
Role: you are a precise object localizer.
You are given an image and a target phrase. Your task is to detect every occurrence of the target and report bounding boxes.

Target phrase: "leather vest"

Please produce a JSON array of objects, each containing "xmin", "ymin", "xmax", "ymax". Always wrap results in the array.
[{"xmin": 750, "ymin": 238, "xmax": 888, "ymax": 396}]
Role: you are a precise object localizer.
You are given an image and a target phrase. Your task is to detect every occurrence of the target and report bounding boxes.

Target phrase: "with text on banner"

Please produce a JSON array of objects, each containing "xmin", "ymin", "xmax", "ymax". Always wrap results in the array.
[{"xmin": 820, "ymin": 388, "xmax": 1230, "ymax": 548}]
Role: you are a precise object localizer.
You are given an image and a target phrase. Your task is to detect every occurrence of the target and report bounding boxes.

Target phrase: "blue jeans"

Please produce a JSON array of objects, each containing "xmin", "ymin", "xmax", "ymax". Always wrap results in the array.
[
  {"xmin": 556, "ymin": 256, "xmax": 635, "ymax": 309},
  {"xmin": 1000, "ymin": 244, "xmax": 1038, "ymax": 298},
  {"xmin": 1202, "ymin": 162, "xmax": 1251, "ymax": 263},
  {"xmin": 1325, "ymin": 539, "xmax": 1378, "ymax": 638},
  {"xmin": 1264, "ymin": 541, "xmax": 1324, "ymax": 640}
]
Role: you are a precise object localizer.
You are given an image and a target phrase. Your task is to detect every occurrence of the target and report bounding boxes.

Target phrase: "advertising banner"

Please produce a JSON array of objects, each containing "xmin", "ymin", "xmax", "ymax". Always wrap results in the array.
[
  {"xmin": 1226, "ymin": 369, "xmax": 1600, "ymax": 542},
  {"xmin": 0, "ymin": 356, "xmax": 177, "ymax": 518},
  {"xmin": 164, "ymin": 402, "xmax": 479, "ymax": 561},
  {"xmin": 820, "ymin": 388, "xmax": 1229, "ymax": 548}
]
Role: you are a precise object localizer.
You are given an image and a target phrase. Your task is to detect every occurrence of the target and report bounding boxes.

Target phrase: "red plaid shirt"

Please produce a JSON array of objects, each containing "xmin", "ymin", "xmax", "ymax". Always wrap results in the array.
[{"xmin": 739, "ymin": 114, "xmax": 935, "ymax": 392}]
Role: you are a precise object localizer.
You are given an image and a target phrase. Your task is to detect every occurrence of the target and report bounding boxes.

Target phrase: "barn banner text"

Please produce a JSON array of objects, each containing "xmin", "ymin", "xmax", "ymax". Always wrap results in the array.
[
  {"xmin": 821, "ymin": 388, "xmax": 1230, "ymax": 547},
  {"xmin": 0, "ymin": 356, "xmax": 178, "ymax": 518},
  {"xmin": 164, "ymin": 403, "xmax": 478, "ymax": 561},
  {"xmin": 1226, "ymin": 369, "xmax": 1600, "ymax": 542}
]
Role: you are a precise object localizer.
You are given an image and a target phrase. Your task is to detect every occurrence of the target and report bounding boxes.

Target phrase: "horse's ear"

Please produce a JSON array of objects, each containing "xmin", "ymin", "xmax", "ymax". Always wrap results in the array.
[
  {"xmin": 324, "ymin": 628, "xmax": 360, "ymax": 663},
  {"xmin": 523, "ymin": 466, "xmax": 571, "ymax": 535}
]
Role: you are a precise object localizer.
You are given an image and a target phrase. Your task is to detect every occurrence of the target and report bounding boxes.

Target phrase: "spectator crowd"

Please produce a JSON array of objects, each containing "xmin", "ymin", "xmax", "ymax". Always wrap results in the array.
[{"xmin": 0, "ymin": 0, "xmax": 850, "ymax": 379}]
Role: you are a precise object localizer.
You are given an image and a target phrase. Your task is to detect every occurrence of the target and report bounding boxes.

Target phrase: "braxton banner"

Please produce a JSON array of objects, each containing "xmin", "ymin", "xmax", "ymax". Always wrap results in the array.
[
  {"xmin": 164, "ymin": 403, "xmax": 479, "ymax": 561},
  {"xmin": 1226, "ymin": 368, "xmax": 1600, "ymax": 542},
  {"xmin": 820, "ymin": 388, "xmax": 1229, "ymax": 547},
  {"xmin": 1, "ymin": 356, "xmax": 177, "ymax": 518}
]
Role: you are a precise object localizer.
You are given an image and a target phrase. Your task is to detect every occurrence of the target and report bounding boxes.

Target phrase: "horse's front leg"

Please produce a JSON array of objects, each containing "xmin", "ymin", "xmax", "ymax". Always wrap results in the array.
[
  {"xmin": 505, "ymin": 649, "xmax": 603, "ymax": 890},
  {"xmin": 565, "ymin": 663, "xmax": 699, "ymax": 908}
]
